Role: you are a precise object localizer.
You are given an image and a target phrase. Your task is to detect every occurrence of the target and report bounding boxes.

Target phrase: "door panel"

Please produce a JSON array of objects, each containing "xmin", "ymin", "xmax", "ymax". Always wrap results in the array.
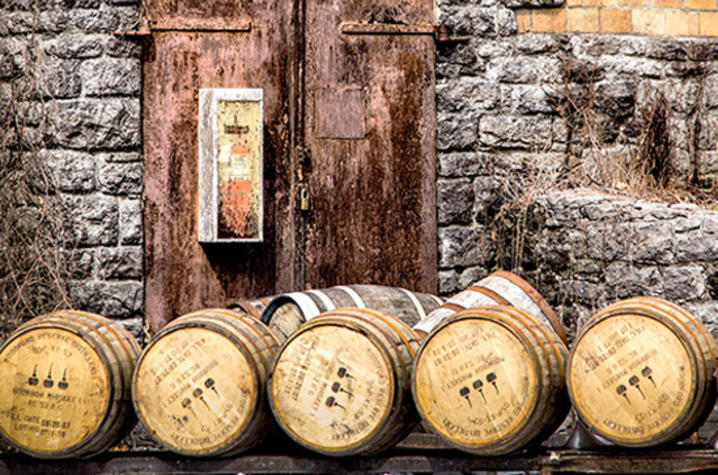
[
  {"xmin": 143, "ymin": 0, "xmax": 296, "ymax": 332},
  {"xmin": 303, "ymin": 0, "xmax": 437, "ymax": 292},
  {"xmin": 142, "ymin": 0, "xmax": 436, "ymax": 332}
]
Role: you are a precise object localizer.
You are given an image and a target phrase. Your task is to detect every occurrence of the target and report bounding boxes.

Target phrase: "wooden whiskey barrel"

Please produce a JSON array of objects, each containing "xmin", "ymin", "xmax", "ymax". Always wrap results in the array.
[
  {"xmin": 412, "ymin": 305, "xmax": 569, "ymax": 455},
  {"xmin": 269, "ymin": 308, "xmax": 420, "ymax": 456},
  {"xmin": 567, "ymin": 297, "xmax": 717, "ymax": 447},
  {"xmin": 261, "ymin": 285, "xmax": 442, "ymax": 342},
  {"xmin": 132, "ymin": 308, "xmax": 281, "ymax": 456},
  {"xmin": 227, "ymin": 296, "xmax": 273, "ymax": 319},
  {"xmin": 0, "ymin": 310, "xmax": 141, "ymax": 459},
  {"xmin": 413, "ymin": 270, "xmax": 567, "ymax": 345}
]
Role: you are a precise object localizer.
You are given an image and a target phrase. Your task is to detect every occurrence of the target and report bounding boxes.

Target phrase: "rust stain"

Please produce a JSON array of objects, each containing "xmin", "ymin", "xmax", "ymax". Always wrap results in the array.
[
  {"xmin": 143, "ymin": 1, "xmax": 294, "ymax": 333},
  {"xmin": 303, "ymin": 0, "xmax": 436, "ymax": 292}
]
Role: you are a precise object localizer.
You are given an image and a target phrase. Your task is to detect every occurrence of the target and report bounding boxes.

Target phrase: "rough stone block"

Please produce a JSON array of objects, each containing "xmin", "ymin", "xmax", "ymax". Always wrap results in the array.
[
  {"xmin": 510, "ymin": 84, "xmax": 555, "ymax": 113},
  {"xmin": 437, "ymin": 112, "xmax": 478, "ymax": 151},
  {"xmin": 46, "ymin": 150, "xmax": 96, "ymax": 192},
  {"xmin": 605, "ymin": 262, "xmax": 664, "ymax": 298},
  {"xmin": 105, "ymin": 36, "xmax": 142, "ymax": 57},
  {"xmin": 437, "ymin": 78, "xmax": 500, "ymax": 113},
  {"xmin": 498, "ymin": 8, "xmax": 517, "ymax": 36},
  {"xmin": 440, "ymin": 5, "xmax": 497, "ymax": 36},
  {"xmin": 119, "ymin": 198, "xmax": 142, "ymax": 245},
  {"xmin": 50, "ymin": 98, "xmax": 140, "ymax": 150},
  {"xmin": 439, "ymin": 225, "xmax": 493, "ymax": 267},
  {"xmin": 99, "ymin": 247, "xmax": 143, "ymax": 279},
  {"xmin": 663, "ymin": 265, "xmax": 706, "ymax": 302},
  {"xmin": 98, "ymin": 161, "xmax": 142, "ymax": 195},
  {"xmin": 69, "ymin": 280, "xmax": 143, "ymax": 319},
  {"xmin": 504, "ymin": 0, "xmax": 564, "ymax": 8},
  {"xmin": 80, "ymin": 58, "xmax": 141, "ymax": 96},
  {"xmin": 473, "ymin": 176, "xmax": 503, "ymax": 223},
  {"xmin": 515, "ymin": 34, "xmax": 564, "ymax": 54},
  {"xmin": 43, "ymin": 60, "xmax": 82, "ymax": 99},
  {"xmin": 479, "ymin": 115, "xmax": 555, "ymax": 149},
  {"xmin": 439, "ymin": 152, "xmax": 486, "ymax": 177},
  {"xmin": 63, "ymin": 194, "xmax": 119, "ymax": 246},
  {"xmin": 43, "ymin": 35, "xmax": 103, "ymax": 59},
  {"xmin": 438, "ymin": 178, "xmax": 475, "ymax": 225},
  {"xmin": 439, "ymin": 269, "xmax": 460, "ymax": 295},
  {"xmin": 61, "ymin": 249, "xmax": 95, "ymax": 279}
]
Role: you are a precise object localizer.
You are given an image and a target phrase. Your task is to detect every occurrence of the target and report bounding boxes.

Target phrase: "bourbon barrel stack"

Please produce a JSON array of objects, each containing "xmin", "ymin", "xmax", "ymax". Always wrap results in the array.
[
  {"xmin": 0, "ymin": 310, "xmax": 141, "ymax": 459},
  {"xmin": 132, "ymin": 308, "xmax": 281, "ymax": 456},
  {"xmin": 411, "ymin": 271, "xmax": 570, "ymax": 455},
  {"xmin": 567, "ymin": 297, "xmax": 718, "ymax": 447}
]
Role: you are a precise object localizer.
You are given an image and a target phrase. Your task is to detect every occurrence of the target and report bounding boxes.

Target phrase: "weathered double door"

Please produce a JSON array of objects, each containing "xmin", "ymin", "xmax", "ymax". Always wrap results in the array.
[{"xmin": 143, "ymin": 0, "xmax": 437, "ymax": 332}]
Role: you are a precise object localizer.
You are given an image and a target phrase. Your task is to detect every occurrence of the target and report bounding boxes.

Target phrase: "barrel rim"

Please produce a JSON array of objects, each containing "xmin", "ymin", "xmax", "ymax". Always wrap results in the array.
[
  {"xmin": 489, "ymin": 270, "xmax": 568, "ymax": 346},
  {"xmin": 268, "ymin": 319, "xmax": 398, "ymax": 456},
  {"xmin": 0, "ymin": 323, "xmax": 114, "ymax": 459},
  {"xmin": 567, "ymin": 310, "xmax": 702, "ymax": 447},
  {"xmin": 132, "ymin": 322, "xmax": 262, "ymax": 456}
]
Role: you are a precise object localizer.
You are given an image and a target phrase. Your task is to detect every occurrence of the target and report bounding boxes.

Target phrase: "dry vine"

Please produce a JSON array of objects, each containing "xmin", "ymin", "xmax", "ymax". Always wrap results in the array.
[{"xmin": 0, "ymin": 2, "xmax": 73, "ymax": 339}]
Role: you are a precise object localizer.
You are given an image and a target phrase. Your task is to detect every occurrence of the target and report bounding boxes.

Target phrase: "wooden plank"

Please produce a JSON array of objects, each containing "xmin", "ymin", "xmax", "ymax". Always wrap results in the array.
[
  {"xmin": 303, "ymin": 0, "xmax": 437, "ymax": 293},
  {"xmin": 340, "ymin": 22, "xmax": 435, "ymax": 35},
  {"xmin": 142, "ymin": 0, "xmax": 297, "ymax": 333},
  {"xmin": 6, "ymin": 449, "xmax": 718, "ymax": 474}
]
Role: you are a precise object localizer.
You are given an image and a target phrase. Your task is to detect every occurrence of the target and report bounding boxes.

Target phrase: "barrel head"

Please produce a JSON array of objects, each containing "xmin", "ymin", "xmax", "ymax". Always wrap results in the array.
[
  {"xmin": 413, "ymin": 318, "xmax": 538, "ymax": 454},
  {"xmin": 0, "ymin": 328, "xmax": 110, "ymax": 456},
  {"xmin": 270, "ymin": 324, "xmax": 394, "ymax": 455},
  {"xmin": 133, "ymin": 327, "xmax": 257, "ymax": 455},
  {"xmin": 568, "ymin": 314, "xmax": 696, "ymax": 446}
]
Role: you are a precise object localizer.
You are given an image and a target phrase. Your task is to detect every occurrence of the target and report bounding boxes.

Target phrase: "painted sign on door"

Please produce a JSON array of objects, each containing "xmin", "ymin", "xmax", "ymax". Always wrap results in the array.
[{"xmin": 198, "ymin": 88, "xmax": 264, "ymax": 242}]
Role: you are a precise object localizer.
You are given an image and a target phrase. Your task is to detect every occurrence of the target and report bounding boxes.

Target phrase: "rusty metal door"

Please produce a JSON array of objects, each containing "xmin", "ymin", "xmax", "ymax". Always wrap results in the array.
[
  {"xmin": 142, "ymin": 0, "xmax": 297, "ymax": 332},
  {"xmin": 300, "ymin": 1, "xmax": 437, "ymax": 292},
  {"xmin": 142, "ymin": 0, "xmax": 436, "ymax": 332}
]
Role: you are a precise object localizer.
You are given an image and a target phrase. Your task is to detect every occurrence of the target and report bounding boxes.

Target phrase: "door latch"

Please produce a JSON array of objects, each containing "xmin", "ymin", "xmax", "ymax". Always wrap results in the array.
[{"xmin": 299, "ymin": 186, "xmax": 310, "ymax": 211}]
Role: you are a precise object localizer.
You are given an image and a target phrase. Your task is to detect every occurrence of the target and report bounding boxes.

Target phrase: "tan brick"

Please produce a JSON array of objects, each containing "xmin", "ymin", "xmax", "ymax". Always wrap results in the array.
[
  {"xmin": 653, "ymin": 0, "xmax": 682, "ymax": 7},
  {"xmin": 686, "ymin": 0, "xmax": 715, "ymax": 9},
  {"xmin": 600, "ymin": 8, "xmax": 633, "ymax": 33},
  {"xmin": 583, "ymin": 0, "xmax": 604, "ymax": 6},
  {"xmin": 567, "ymin": 7, "xmax": 599, "ymax": 31},
  {"xmin": 532, "ymin": 8, "xmax": 566, "ymax": 32},
  {"xmin": 515, "ymin": 9, "xmax": 532, "ymax": 32},
  {"xmin": 567, "ymin": 0, "xmax": 583, "ymax": 5},
  {"xmin": 699, "ymin": 12, "xmax": 718, "ymax": 35},
  {"xmin": 616, "ymin": 0, "xmax": 649, "ymax": 6},
  {"xmin": 632, "ymin": 9, "xmax": 666, "ymax": 34},
  {"xmin": 666, "ymin": 11, "xmax": 699, "ymax": 35}
]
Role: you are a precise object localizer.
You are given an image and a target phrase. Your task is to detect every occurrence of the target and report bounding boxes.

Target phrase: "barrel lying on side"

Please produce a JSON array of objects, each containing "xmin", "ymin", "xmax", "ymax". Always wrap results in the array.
[
  {"xmin": 412, "ymin": 305, "xmax": 568, "ymax": 455},
  {"xmin": 227, "ymin": 296, "xmax": 273, "ymax": 320},
  {"xmin": 261, "ymin": 285, "xmax": 442, "ymax": 342},
  {"xmin": 567, "ymin": 297, "xmax": 717, "ymax": 448},
  {"xmin": 132, "ymin": 309, "xmax": 281, "ymax": 456},
  {"xmin": 413, "ymin": 270, "xmax": 567, "ymax": 345},
  {"xmin": 269, "ymin": 308, "xmax": 420, "ymax": 456},
  {"xmin": 0, "ymin": 310, "xmax": 141, "ymax": 459}
]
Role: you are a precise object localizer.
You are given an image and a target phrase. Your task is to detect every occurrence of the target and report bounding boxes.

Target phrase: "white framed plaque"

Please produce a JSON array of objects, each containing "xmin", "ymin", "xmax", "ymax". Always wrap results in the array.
[{"xmin": 198, "ymin": 88, "xmax": 264, "ymax": 243}]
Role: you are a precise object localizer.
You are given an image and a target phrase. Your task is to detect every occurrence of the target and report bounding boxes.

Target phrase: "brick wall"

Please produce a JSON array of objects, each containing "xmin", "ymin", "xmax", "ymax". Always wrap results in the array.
[
  {"xmin": 0, "ymin": 0, "xmax": 144, "ymax": 336},
  {"xmin": 515, "ymin": 0, "xmax": 718, "ymax": 36}
]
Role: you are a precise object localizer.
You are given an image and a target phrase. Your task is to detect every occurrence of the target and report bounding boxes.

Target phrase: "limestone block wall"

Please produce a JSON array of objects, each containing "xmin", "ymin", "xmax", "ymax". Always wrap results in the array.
[
  {"xmin": 436, "ymin": 0, "xmax": 718, "ymax": 312},
  {"xmin": 0, "ymin": 0, "xmax": 143, "ymax": 334}
]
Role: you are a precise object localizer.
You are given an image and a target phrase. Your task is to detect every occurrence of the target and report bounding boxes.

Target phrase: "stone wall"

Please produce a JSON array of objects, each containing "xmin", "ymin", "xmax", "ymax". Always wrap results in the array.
[
  {"xmin": 436, "ymin": 0, "xmax": 718, "ymax": 304},
  {"xmin": 0, "ymin": 0, "xmax": 143, "ymax": 335}
]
